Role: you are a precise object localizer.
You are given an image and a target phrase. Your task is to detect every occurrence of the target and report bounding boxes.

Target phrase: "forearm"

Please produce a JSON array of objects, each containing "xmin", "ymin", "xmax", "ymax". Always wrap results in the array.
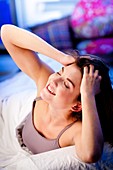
[
  {"xmin": 78, "ymin": 93, "xmax": 104, "ymax": 162},
  {"xmin": 1, "ymin": 24, "xmax": 65, "ymax": 63}
]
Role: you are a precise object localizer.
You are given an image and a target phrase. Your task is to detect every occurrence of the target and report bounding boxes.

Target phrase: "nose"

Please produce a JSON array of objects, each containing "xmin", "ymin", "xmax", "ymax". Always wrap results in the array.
[{"xmin": 52, "ymin": 76, "xmax": 63, "ymax": 86}]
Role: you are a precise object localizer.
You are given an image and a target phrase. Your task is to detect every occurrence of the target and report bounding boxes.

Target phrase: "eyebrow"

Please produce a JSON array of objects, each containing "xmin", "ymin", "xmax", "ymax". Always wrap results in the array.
[{"xmin": 62, "ymin": 67, "xmax": 75, "ymax": 87}]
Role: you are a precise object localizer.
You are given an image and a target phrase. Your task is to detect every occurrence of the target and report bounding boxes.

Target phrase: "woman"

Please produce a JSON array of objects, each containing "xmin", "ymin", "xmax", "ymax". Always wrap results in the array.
[{"xmin": 1, "ymin": 24, "xmax": 113, "ymax": 163}]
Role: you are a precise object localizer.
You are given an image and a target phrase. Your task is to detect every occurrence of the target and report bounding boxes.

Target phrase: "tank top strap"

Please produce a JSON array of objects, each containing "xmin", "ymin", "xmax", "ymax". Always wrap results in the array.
[
  {"xmin": 34, "ymin": 96, "xmax": 42, "ymax": 101},
  {"xmin": 57, "ymin": 120, "xmax": 77, "ymax": 140},
  {"xmin": 32, "ymin": 96, "xmax": 42, "ymax": 111}
]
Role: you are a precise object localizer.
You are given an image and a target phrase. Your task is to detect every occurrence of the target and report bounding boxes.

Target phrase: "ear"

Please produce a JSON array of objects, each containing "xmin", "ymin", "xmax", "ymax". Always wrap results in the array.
[{"xmin": 71, "ymin": 102, "xmax": 82, "ymax": 112}]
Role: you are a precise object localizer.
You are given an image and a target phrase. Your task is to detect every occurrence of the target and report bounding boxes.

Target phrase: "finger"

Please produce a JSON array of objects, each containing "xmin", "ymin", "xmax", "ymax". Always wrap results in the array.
[
  {"xmin": 98, "ymin": 75, "xmax": 102, "ymax": 81},
  {"xmin": 94, "ymin": 70, "xmax": 99, "ymax": 77},
  {"xmin": 83, "ymin": 66, "xmax": 88, "ymax": 75},
  {"xmin": 89, "ymin": 65, "xmax": 94, "ymax": 75},
  {"xmin": 94, "ymin": 70, "xmax": 102, "ymax": 82},
  {"xmin": 95, "ymin": 75, "xmax": 102, "ymax": 83}
]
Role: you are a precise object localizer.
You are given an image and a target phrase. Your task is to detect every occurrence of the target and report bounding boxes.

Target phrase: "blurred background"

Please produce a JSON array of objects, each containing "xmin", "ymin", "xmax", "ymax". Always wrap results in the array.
[
  {"xmin": 0, "ymin": 0, "xmax": 78, "ymax": 81},
  {"xmin": 0, "ymin": 0, "xmax": 113, "ymax": 81}
]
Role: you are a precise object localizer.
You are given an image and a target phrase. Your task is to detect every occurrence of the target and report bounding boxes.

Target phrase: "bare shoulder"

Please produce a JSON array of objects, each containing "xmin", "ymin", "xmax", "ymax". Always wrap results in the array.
[
  {"xmin": 59, "ymin": 120, "xmax": 82, "ymax": 147},
  {"xmin": 71, "ymin": 120, "xmax": 82, "ymax": 144},
  {"xmin": 72, "ymin": 120, "xmax": 82, "ymax": 134}
]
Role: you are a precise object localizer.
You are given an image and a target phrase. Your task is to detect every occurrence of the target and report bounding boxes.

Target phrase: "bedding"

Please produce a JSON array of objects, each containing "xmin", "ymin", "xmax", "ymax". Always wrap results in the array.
[{"xmin": 0, "ymin": 54, "xmax": 113, "ymax": 170}]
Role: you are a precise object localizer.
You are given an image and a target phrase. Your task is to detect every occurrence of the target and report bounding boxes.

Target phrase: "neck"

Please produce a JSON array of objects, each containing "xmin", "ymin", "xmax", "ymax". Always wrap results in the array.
[{"xmin": 46, "ymin": 104, "xmax": 74, "ymax": 126}]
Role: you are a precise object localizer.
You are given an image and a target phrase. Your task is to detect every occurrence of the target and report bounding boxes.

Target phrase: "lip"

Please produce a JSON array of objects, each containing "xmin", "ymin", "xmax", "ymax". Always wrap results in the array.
[{"xmin": 46, "ymin": 84, "xmax": 56, "ymax": 95}]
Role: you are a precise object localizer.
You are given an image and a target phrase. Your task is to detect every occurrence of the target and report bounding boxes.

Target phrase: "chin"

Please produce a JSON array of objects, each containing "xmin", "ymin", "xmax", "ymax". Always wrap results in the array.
[{"xmin": 40, "ymin": 89, "xmax": 51, "ymax": 103}]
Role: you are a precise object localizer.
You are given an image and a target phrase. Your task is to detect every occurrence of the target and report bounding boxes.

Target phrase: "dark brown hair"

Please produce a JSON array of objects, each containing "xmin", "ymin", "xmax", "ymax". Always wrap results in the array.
[{"xmin": 67, "ymin": 50, "xmax": 113, "ymax": 146}]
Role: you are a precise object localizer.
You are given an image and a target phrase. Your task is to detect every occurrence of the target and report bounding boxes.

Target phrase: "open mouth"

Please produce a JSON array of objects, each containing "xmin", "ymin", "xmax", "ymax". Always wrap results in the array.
[{"xmin": 46, "ymin": 84, "xmax": 56, "ymax": 95}]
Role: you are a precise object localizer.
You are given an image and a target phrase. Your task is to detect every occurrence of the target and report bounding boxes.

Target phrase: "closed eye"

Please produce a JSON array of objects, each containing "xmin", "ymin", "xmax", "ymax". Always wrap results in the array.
[
  {"xmin": 57, "ymin": 72, "xmax": 61, "ymax": 75},
  {"xmin": 64, "ymin": 81, "xmax": 69, "ymax": 88},
  {"xmin": 57, "ymin": 72, "xmax": 70, "ymax": 89}
]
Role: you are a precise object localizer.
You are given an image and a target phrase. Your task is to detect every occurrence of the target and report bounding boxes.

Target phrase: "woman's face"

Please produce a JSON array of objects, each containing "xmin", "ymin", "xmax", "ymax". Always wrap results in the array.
[{"xmin": 40, "ymin": 63, "xmax": 82, "ymax": 110}]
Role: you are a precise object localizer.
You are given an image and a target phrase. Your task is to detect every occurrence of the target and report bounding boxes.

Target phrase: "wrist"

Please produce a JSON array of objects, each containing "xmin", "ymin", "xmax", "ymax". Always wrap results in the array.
[
  {"xmin": 81, "ymin": 91, "xmax": 95, "ymax": 100},
  {"xmin": 59, "ymin": 53, "xmax": 76, "ymax": 66}
]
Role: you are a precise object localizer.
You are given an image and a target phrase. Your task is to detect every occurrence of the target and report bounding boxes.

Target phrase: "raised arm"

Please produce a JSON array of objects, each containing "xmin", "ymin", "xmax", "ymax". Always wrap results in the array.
[
  {"xmin": 74, "ymin": 65, "xmax": 104, "ymax": 163},
  {"xmin": 1, "ymin": 24, "xmax": 75, "ymax": 90}
]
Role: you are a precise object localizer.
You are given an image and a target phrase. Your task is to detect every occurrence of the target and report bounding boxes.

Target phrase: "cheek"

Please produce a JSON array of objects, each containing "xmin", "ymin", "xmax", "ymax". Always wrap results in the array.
[
  {"xmin": 56, "ymin": 88, "xmax": 73, "ymax": 102},
  {"xmin": 57, "ymin": 87, "xmax": 67, "ymax": 96}
]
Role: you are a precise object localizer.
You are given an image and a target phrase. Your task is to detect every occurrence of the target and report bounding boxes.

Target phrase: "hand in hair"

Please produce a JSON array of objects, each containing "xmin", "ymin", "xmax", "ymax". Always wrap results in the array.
[{"xmin": 80, "ymin": 65, "xmax": 102, "ymax": 96}]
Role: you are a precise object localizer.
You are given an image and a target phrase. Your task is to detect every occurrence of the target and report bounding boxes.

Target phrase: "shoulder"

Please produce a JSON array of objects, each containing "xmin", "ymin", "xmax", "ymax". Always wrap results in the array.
[
  {"xmin": 70, "ymin": 120, "xmax": 82, "ymax": 145},
  {"xmin": 60, "ymin": 120, "xmax": 82, "ymax": 147}
]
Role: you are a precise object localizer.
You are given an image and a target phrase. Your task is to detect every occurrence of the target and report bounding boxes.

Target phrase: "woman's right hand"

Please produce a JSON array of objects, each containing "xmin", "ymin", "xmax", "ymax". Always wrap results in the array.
[{"xmin": 59, "ymin": 54, "xmax": 76, "ymax": 66}]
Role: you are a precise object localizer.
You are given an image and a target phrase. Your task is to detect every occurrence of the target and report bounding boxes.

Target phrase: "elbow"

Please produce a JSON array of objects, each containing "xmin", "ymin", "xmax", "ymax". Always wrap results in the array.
[
  {"xmin": 76, "ymin": 147, "xmax": 103, "ymax": 163},
  {"xmin": 1, "ymin": 25, "xmax": 7, "ymax": 42},
  {"xmin": 1, "ymin": 24, "xmax": 12, "ymax": 42},
  {"xmin": 76, "ymin": 138, "xmax": 104, "ymax": 163},
  {"xmin": 81, "ymin": 152, "xmax": 102, "ymax": 163},
  {"xmin": 1, "ymin": 24, "xmax": 8, "ymax": 39}
]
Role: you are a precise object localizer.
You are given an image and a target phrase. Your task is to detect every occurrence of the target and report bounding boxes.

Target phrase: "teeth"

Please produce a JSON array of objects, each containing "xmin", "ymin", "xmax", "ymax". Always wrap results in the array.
[{"xmin": 48, "ymin": 85, "xmax": 55, "ymax": 95}]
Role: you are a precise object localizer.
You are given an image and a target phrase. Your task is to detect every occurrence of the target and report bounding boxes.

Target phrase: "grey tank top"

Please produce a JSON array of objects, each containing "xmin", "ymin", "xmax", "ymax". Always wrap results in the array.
[{"xmin": 22, "ymin": 97, "xmax": 76, "ymax": 154}]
